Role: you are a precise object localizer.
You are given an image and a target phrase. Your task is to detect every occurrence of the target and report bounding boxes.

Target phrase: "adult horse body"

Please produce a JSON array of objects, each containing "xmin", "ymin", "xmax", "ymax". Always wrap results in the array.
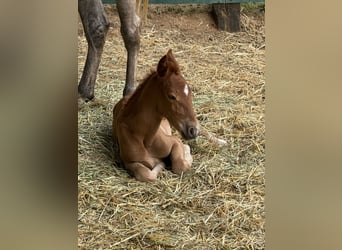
[
  {"xmin": 78, "ymin": 0, "xmax": 140, "ymax": 101},
  {"xmin": 113, "ymin": 50, "xmax": 200, "ymax": 182}
]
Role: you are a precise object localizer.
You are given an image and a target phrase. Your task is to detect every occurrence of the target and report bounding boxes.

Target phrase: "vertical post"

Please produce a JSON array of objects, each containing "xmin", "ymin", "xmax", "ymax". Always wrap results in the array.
[
  {"xmin": 136, "ymin": 0, "xmax": 141, "ymax": 16},
  {"xmin": 143, "ymin": 0, "xmax": 149, "ymax": 21},
  {"xmin": 136, "ymin": 0, "xmax": 148, "ymax": 22},
  {"xmin": 212, "ymin": 3, "xmax": 241, "ymax": 32}
]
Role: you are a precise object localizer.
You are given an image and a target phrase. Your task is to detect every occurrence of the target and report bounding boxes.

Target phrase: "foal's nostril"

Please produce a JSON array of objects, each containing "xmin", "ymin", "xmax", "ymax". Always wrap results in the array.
[{"xmin": 188, "ymin": 126, "xmax": 198, "ymax": 138}]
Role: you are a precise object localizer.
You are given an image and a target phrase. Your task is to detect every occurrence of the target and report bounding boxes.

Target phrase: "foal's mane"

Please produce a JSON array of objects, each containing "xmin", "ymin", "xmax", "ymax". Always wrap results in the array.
[
  {"xmin": 124, "ymin": 70, "xmax": 158, "ymax": 106},
  {"xmin": 135, "ymin": 70, "xmax": 157, "ymax": 93}
]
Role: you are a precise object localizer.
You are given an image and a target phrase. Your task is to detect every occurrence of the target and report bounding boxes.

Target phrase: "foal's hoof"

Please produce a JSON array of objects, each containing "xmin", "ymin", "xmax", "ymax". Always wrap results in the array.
[
  {"xmin": 135, "ymin": 171, "xmax": 158, "ymax": 182},
  {"xmin": 172, "ymin": 163, "xmax": 191, "ymax": 175},
  {"xmin": 183, "ymin": 144, "xmax": 193, "ymax": 165}
]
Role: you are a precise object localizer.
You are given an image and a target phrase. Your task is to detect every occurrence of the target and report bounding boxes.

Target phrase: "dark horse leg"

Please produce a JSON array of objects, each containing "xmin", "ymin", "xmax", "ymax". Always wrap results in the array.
[
  {"xmin": 117, "ymin": 0, "xmax": 141, "ymax": 96},
  {"xmin": 78, "ymin": 0, "xmax": 109, "ymax": 101},
  {"xmin": 78, "ymin": 0, "xmax": 140, "ymax": 100}
]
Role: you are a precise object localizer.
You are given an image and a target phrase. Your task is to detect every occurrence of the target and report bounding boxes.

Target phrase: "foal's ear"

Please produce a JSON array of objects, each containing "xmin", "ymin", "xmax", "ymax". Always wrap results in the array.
[
  {"xmin": 157, "ymin": 54, "xmax": 168, "ymax": 77},
  {"xmin": 166, "ymin": 49, "xmax": 174, "ymax": 59},
  {"xmin": 157, "ymin": 49, "xmax": 179, "ymax": 77}
]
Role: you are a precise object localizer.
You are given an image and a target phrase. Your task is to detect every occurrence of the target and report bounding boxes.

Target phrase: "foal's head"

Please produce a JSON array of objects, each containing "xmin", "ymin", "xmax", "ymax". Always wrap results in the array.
[{"xmin": 156, "ymin": 50, "xmax": 200, "ymax": 140}]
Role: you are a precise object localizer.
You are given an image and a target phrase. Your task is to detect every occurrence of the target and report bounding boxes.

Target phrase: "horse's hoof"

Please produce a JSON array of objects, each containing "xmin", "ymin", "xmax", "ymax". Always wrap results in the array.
[
  {"xmin": 78, "ymin": 97, "xmax": 106, "ymax": 110},
  {"xmin": 78, "ymin": 97, "xmax": 86, "ymax": 110}
]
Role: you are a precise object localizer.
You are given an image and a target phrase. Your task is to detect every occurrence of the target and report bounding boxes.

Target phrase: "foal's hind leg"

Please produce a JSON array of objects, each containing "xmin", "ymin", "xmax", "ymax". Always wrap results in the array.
[
  {"xmin": 117, "ymin": 0, "xmax": 141, "ymax": 96},
  {"xmin": 126, "ymin": 162, "xmax": 165, "ymax": 182},
  {"xmin": 78, "ymin": 0, "xmax": 109, "ymax": 101}
]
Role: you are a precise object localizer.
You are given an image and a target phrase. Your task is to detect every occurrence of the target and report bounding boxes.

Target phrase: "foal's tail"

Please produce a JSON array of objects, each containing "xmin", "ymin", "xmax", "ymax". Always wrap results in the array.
[{"xmin": 200, "ymin": 129, "xmax": 228, "ymax": 147}]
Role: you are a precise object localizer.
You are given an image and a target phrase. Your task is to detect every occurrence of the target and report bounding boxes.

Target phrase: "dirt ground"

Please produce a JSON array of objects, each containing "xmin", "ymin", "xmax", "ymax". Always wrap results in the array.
[{"xmin": 78, "ymin": 4, "xmax": 265, "ymax": 249}]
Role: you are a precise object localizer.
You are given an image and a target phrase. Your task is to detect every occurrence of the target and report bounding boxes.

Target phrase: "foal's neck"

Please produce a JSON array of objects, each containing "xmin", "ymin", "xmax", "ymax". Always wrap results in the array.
[{"xmin": 124, "ymin": 73, "xmax": 163, "ymax": 136}]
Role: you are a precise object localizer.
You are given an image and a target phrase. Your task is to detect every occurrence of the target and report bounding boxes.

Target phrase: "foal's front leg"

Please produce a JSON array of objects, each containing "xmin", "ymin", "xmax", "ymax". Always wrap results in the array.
[
  {"xmin": 125, "ymin": 162, "xmax": 165, "ymax": 182},
  {"xmin": 170, "ymin": 139, "xmax": 193, "ymax": 175}
]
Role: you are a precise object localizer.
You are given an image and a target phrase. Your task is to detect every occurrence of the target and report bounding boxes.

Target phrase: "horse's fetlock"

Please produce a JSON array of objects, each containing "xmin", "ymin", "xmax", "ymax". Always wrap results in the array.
[{"xmin": 78, "ymin": 83, "xmax": 94, "ymax": 101}]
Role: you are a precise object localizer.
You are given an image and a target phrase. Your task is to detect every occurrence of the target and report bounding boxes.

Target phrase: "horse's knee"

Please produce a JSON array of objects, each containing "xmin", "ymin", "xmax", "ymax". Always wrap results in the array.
[
  {"xmin": 120, "ymin": 18, "xmax": 141, "ymax": 49},
  {"xmin": 117, "ymin": 0, "xmax": 141, "ymax": 48},
  {"xmin": 172, "ymin": 152, "xmax": 192, "ymax": 174},
  {"xmin": 88, "ymin": 19, "xmax": 109, "ymax": 48},
  {"xmin": 79, "ymin": 0, "xmax": 109, "ymax": 49}
]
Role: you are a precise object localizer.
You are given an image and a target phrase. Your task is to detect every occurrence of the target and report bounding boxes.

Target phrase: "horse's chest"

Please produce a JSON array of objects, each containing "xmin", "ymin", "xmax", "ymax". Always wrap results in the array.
[
  {"xmin": 145, "ymin": 125, "xmax": 173, "ymax": 159},
  {"xmin": 146, "ymin": 135, "xmax": 172, "ymax": 158}
]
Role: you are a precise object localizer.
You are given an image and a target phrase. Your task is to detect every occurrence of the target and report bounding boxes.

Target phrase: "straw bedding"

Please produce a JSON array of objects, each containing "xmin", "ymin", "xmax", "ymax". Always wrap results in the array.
[{"xmin": 78, "ymin": 4, "xmax": 265, "ymax": 249}]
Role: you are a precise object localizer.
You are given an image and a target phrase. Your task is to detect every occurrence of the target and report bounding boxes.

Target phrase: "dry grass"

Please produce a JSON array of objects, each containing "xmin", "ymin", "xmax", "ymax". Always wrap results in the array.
[{"xmin": 78, "ymin": 5, "xmax": 265, "ymax": 249}]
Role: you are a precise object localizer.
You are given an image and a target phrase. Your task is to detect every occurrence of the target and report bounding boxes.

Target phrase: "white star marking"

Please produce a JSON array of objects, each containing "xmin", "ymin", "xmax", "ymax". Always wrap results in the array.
[{"xmin": 184, "ymin": 84, "xmax": 189, "ymax": 96}]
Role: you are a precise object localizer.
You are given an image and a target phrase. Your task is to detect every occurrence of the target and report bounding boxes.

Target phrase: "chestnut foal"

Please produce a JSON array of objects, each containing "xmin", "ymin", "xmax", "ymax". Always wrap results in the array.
[{"xmin": 112, "ymin": 50, "xmax": 200, "ymax": 182}]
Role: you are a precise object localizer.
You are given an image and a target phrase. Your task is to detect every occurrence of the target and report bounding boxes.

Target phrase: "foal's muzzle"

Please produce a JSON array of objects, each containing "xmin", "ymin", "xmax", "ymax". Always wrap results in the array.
[{"xmin": 181, "ymin": 123, "xmax": 200, "ymax": 140}]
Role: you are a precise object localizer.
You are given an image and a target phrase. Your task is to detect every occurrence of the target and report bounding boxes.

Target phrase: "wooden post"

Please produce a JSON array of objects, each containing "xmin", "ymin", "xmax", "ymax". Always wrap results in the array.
[
  {"xmin": 212, "ymin": 3, "xmax": 241, "ymax": 32},
  {"xmin": 136, "ymin": 0, "xmax": 149, "ymax": 22}
]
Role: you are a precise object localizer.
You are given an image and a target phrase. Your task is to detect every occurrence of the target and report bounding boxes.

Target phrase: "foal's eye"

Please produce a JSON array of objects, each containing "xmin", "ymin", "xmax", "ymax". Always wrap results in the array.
[{"xmin": 168, "ymin": 94, "xmax": 176, "ymax": 101}]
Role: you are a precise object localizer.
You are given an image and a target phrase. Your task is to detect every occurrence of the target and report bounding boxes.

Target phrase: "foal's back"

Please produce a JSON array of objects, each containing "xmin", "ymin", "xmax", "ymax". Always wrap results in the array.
[{"xmin": 112, "ymin": 94, "xmax": 130, "ymax": 142}]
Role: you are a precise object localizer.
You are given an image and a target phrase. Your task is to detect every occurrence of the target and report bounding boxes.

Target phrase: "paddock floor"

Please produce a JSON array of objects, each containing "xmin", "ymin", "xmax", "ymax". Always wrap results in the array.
[{"xmin": 78, "ymin": 4, "xmax": 265, "ymax": 249}]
